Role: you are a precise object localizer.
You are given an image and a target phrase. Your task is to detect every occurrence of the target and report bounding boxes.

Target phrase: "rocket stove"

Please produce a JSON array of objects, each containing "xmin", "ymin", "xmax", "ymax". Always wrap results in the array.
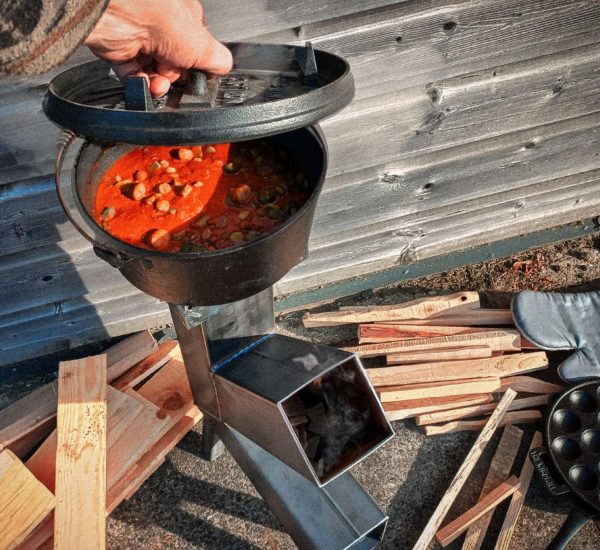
[{"xmin": 45, "ymin": 43, "xmax": 394, "ymax": 549}]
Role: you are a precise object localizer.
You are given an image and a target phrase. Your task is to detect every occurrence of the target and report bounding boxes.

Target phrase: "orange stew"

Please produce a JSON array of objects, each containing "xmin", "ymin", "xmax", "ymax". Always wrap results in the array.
[{"xmin": 93, "ymin": 140, "xmax": 309, "ymax": 253}]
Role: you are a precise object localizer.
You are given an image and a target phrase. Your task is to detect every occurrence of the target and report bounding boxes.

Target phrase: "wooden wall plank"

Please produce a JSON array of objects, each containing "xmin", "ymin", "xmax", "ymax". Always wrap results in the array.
[{"xmin": 54, "ymin": 355, "xmax": 107, "ymax": 550}]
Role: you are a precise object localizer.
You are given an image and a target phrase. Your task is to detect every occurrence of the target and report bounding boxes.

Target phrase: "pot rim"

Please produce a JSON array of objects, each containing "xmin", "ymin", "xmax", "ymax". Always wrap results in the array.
[{"xmin": 58, "ymin": 126, "xmax": 327, "ymax": 262}]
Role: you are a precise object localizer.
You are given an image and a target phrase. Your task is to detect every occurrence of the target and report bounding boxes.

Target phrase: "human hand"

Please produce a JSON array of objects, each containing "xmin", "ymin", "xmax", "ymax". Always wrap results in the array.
[{"xmin": 84, "ymin": 0, "xmax": 232, "ymax": 97}]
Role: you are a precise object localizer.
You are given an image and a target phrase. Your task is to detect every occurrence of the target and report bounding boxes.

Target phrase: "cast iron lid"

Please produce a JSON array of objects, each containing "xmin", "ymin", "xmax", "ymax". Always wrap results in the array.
[{"xmin": 43, "ymin": 42, "xmax": 354, "ymax": 144}]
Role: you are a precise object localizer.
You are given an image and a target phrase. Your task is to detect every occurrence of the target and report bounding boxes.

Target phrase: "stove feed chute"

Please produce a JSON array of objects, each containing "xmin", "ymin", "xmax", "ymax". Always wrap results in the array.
[{"xmin": 212, "ymin": 334, "xmax": 393, "ymax": 486}]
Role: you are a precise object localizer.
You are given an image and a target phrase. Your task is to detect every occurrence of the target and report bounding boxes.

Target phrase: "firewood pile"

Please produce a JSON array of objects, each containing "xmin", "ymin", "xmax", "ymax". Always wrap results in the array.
[
  {"xmin": 303, "ymin": 291, "xmax": 560, "ymax": 547},
  {"xmin": 302, "ymin": 291, "xmax": 560, "ymax": 433},
  {"xmin": 0, "ymin": 331, "xmax": 201, "ymax": 549}
]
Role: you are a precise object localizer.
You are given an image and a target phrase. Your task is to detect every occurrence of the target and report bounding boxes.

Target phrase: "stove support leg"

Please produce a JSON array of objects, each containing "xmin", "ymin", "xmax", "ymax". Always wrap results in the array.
[{"xmin": 200, "ymin": 417, "xmax": 225, "ymax": 462}]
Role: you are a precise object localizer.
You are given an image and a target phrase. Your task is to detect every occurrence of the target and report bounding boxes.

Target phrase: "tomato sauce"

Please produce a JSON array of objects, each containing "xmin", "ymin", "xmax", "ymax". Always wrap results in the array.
[{"xmin": 93, "ymin": 140, "xmax": 309, "ymax": 253}]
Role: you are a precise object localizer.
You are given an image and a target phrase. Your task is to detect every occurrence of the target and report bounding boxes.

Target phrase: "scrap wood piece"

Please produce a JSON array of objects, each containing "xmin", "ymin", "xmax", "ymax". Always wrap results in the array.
[
  {"xmin": 54, "ymin": 355, "xmax": 107, "ymax": 550},
  {"xmin": 26, "ymin": 386, "xmax": 144, "ymax": 492},
  {"xmin": 377, "ymin": 377, "xmax": 501, "ymax": 403},
  {"xmin": 416, "ymin": 395, "xmax": 550, "ymax": 426},
  {"xmin": 372, "ymin": 351, "xmax": 548, "ymax": 386},
  {"xmin": 462, "ymin": 426, "xmax": 523, "ymax": 550},
  {"xmin": 21, "ymin": 405, "xmax": 204, "ymax": 549},
  {"xmin": 0, "ymin": 330, "xmax": 156, "ymax": 459},
  {"xmin": 411, "ymin": 389, "xmax": 517, "ymax": 550},
  {"xmin": 302, "ymin": 292, "xmax": 480, "ymax": 327},
  {"xmin": 379, "ymin": 309, "xmax": 514, "ymax": 327},
  {"xmin": 106, "ymin": 392, "xmax": 172, "ymax": 488},
  {"xmin": 344, "ymin": 330, "xmax": 521, "ymax": 358},
  {"xmin": 436, "ymin": 476, "xmax": 521, "ymax": 547},
  {"xmin": 424, "ymin": 411, "xmax": 542, "ymax": 436},
  {"xmin": 0, "ymin": 449, "xmax": 54, "ymax": 550},
  {"xmin": 358, "ymin": 323, "xmax": 499, "ymax": 343},
  {"xmin": 495, "ymin": 432, "xmax": 543, "ymax": 550},
  {"xmin": 136, "ymin": 358, "xmax": 193, "ymax": 409},
  {"xmin": 385, "ymin": 394, "xmax": 493, "ymax": 421},
  {"xmin": 386, "ymin": 346, "xmax": 493, "ymax": 365},
  {"xmin": 108, "ymin": 405, "xmax": 203, "ymax": 510},
  {"xmin": 500, "ymin": 375, "xmax": 564, "ymax": 394},
  {"xmin": 111, "ymin": 340, "xmax": 180, "ymax": 391}
]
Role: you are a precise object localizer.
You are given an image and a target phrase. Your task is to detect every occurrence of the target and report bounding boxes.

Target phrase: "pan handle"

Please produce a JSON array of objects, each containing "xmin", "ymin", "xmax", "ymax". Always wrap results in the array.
[
  {"xmin": 529, "ymin": 446, "xmax": 571, "ymax": 495},
  {"xmin": 546, "ymin": 503, "xmax": 596, "ymax": 550}
]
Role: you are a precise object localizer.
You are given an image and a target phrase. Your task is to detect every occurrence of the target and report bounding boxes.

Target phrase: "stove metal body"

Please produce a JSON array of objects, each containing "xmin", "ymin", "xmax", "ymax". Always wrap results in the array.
[{"xmin": 172, "ymin": 291, "xmax": 391, "ymax": 549}]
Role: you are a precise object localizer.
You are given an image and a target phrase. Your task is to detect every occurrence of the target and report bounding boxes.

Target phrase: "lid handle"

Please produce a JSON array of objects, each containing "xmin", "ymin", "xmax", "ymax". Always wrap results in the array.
[{"xmin": 125, "ymin": 76, "xmax": 154, "ymax": 111}]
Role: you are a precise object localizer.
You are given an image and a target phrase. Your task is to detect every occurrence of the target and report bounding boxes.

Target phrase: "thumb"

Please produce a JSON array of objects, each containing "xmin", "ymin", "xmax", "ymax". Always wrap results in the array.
[
  {"xmin": 558, "ymin": 348, "xmax": 600, "ymax": 383},
  {"xmin": 191, "ymin": 29, "xmax": 233, "ymax": 75}
]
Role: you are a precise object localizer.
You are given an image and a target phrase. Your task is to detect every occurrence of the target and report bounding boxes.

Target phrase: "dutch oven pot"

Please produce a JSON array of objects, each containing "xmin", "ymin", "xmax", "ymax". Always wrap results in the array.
[
  {"xmin": 55, "ymin": 126, "xmax": 327, "ymax": 306},
  {"xmin": 47, "ymin": 43, "xmax": 353, "ymax": 306}
]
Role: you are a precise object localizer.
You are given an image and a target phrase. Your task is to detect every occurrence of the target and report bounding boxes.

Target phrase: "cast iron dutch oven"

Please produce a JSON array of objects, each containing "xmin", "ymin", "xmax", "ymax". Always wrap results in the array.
[
  {"xmin": 45, "ymin": 43, "xmax": 354, "ymax": 306},
  {"xmin": 530, "ymin": 379, "xmax": 600, "ymax": 549}
]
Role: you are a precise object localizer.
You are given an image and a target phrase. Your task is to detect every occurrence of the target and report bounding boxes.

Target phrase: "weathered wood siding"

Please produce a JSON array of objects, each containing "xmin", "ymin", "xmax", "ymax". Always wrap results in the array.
[{"xmin": 1, "ymin": 0, "xmax": 600, "ymax": 365}]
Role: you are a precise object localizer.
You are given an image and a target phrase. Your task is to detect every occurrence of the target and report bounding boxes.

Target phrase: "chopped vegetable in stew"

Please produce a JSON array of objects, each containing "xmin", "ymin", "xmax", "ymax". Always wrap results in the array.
[{"xmin": 93, "ymin": 141, "xmax": 309, "ymax": 252}]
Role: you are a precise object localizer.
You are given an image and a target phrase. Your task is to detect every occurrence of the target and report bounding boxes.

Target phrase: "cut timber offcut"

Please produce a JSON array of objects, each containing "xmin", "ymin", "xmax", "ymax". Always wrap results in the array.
[
  {"xmin": 302, "ymin": 292, "xmax": 480, "ymax": 326},
  {"xmin": 462, "ymin": 425, "xmax": 523, "ymax": 550},
  {"xmin": 411, "ymin": 390, "xmax": 517, "ymax": 550},
  {"xmin": 0, "ymin": 449, "xmax": 54, "ymax": 550},
  {"xmin": 436, "ymin": 476, "xmax": 521, "ymax": 547},
  {"xmin": 54, "ymin": 355, "xmax": 107, "ymax": 550},
  {"xmin": 369, "ymin": 352, "xmax": 548, "ymax": 386}
]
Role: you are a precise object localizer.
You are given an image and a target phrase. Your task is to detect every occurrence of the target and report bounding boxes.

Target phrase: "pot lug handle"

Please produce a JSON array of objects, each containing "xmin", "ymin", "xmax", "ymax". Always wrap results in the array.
[
  {"xmin": 93, "ymin": 245, "xmax": 134, "ymax": 269},
  {"xmin": 546, "ymin": 503, "xmax": 596, "ymax": 550},
  {"xmin": 530, "ymin": 446, "xmax": 571, "ymax": 496}
]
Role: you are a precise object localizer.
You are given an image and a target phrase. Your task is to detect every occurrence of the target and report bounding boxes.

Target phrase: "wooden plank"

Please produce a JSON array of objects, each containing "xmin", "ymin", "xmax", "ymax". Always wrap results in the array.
[
  {"xmin": 105, "ymin": 394, "xmax": 172, "ymax": 488},
  {"xmin": 436, "ymin": 476, "xmax": 521, "ymax": 547},
  {"xmin": 500, "ymin": 376, "xmax": 564, "ymax": 394},
  {"xmin": 20, "ymin": 406, "xmax": 203, "ymax": 549},
  {"xmin": 111, "ymin": 341, "xmax": 180, "ymax": 391},
  {"xmin": 105, "ymin": 330, "xmax": 157, "ymax": 382},
  {"xmin": 382, "ymin": 393, "xmax": 493, "ymax": 420},
  {"xmin": 136, "ymin": 358, "xmax": 193, "ymax": 410},
  {"xmin": 378, "ymin": 377, "xmax": 501, "ymax": 403},
  {"xmin": 385, "ymin": 394, "xmax": 493, "ymax": 421},
  {"xmin": 462, "ymin": 425, "xmax": 523, "ymax": 550},
  {"xmin": 0, "ymin": 449, "xmax": 54, "ymax": 550},
  {"xmin": 26, "ymin": 387, "xmax": 144, "ymax": 493},
  {"xmin": 386, "ymin": 347, "xmax": 493, "ymax": 365},
  {"xmin": 107, "ymin": 405, "xmax": 203, "ymax": 512},
  {"xmin": 416, "ymin": 395, "xmax": 550, "ymax": 426},
  {"xmin": 302, "ymin": 292, "xmax": 479, "ymax": 326},
  {"xmin": 344, "ymin": 330, "xmax": 520, "ymax": 358},
  {"xmin": 494, "ymin": 432, "xmax": 544, "ymax": 550},
  {"xmin": 0, "ymin": 331, "xmax": 157, "ymax": 457},
  {"xmin": 359, "ymin": 323, "xmax": 500, "ymax": 343},
  {"xmin": 0, "ymin": 382, "xmax": 57, "ymax": 458},
  {"xmin": 377, "ymin": 311, "xmax": 514, "ymax": 327},
  {"xmin": 369, "ymin": 352, "xmax": 549, "ymax": 385},
  {"xmin": 54, "ymin": 355, "xmax": 107, "ymax": 550},
  {"xmin": 412, "ymin": 389, "xmax": 517, "ymax": 550},
  {"xmin": 424, "ymin": 411, "xmax": 542, "ymax": 436}
]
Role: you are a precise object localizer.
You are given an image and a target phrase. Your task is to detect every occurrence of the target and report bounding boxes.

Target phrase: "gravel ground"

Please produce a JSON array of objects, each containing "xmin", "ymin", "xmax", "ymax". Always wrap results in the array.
[{"xmin": 4, "ymin": 233, "xmax": 600, "ymax": 549}]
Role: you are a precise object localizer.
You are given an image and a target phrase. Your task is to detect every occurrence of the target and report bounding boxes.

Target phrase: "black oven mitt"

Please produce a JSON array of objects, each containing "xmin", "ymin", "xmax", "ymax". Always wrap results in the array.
[{"xmin": 511, "ymin": 290, "xmax": 600, "ymax": 383}]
